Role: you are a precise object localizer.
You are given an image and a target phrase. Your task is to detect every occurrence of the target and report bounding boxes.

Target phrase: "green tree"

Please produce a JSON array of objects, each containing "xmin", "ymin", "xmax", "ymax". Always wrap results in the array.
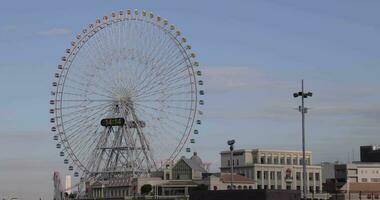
[{"xmin": 141, "ymin": 184, "xmax": 153, "ymax": 195}]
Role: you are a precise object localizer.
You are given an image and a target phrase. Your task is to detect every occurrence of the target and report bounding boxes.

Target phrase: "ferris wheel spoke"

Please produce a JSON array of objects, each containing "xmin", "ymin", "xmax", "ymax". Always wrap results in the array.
[
  {"xmin": 135, "ymin": 58, "xmax": 188, "ymax": 93},
  {"xmin": 133, "ymin": 102, "xmax": 192, "ymax": 120},
  {"xmin": 63, "ymin": 104, "xmax": 112, "ymax": 132},
  {"xmin": 136, "ymin": 79, "xmax": 190, "ymax": 100}
]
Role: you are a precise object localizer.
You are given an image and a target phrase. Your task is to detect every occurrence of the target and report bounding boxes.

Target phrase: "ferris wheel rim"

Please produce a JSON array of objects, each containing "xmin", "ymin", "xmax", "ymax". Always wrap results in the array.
[{"xmin": 50, "ymin": 9, "xmax": 203, "ymax": 175}]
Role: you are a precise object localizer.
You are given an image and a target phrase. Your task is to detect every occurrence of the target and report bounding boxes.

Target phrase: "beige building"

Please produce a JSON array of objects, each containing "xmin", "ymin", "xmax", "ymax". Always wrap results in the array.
[
  {"xmin": 220, "ymin": 149, "xmax": 328, "ymax": 199},
  {"xmin": 335, "ymin": 162, "xmax": 380, "ymax": 188}
]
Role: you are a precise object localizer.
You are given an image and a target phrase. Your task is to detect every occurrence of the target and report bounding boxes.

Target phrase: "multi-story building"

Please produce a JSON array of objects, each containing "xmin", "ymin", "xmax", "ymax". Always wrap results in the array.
[
  {"xmin": 335, "ymin": 162, "xmax": 380, "ymax": 188},
  {"xmin": 220, "ymin": 149, "xmax": 327, "ymax": 199}
]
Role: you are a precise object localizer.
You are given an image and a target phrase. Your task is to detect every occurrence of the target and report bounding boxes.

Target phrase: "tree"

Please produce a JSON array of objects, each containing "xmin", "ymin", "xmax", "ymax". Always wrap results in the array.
[{"xmin": 141, "ymin": 184, "xmax": 153, "ymax": 195}]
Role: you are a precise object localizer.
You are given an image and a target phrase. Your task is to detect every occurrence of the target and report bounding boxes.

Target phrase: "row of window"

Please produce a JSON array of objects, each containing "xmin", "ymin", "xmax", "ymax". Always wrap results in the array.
[
  {"xmin": 93, "ymin": 188, "xmax": 128, "ymax": 198},
  {"xmin": 257, "ymin": 185, "xmax": 320, "ymax": 193},
  {"xmin": 226, "ymin": 185, "xmax": 253, "ymax": 190},
  {"xmin": 259, "ymin": 156, "xmax": 310, "ymax": 165},
  {"xmin": 256, "ymin": 171, "xmax": 320, "ymax": 181},
  {"xmin": 227, "ymin": 159, "xmax": 240, "ymax": 166},
  {"xmin": 362, "ymin": 178, "xmax": 380, "ymax": 182},
  {"xmin": 226, "ymin": 157, "xmax": 311, "ymax": 167}
]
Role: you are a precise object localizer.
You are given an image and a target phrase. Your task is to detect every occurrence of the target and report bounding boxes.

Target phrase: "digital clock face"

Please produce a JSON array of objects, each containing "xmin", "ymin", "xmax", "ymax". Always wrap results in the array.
[{"xmin": 100, "ymin": 118, "xmax": 125, "ymax": 127}]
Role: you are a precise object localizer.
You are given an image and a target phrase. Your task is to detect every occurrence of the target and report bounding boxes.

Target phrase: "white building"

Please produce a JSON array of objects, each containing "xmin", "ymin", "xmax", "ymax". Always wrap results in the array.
[
  {"xmin": 220, "ymin": 149, "xmax": 328, "ymax": 199},
  {"xmin": 65, "ymin": 175, "xmax": 72, "ymax": 194},
  {"xmin": 335, "ymin": 162, "xmax": 380, "ymax": 188}
]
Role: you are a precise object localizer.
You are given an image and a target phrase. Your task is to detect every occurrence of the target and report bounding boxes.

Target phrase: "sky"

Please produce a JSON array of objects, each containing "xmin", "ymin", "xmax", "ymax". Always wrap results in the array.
[{"xmin": 1, "ymin": 0, "xmax": 380, "ymax": 199}]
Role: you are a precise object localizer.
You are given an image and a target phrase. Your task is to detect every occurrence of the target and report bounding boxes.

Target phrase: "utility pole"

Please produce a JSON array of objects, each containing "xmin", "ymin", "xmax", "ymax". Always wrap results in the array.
[
  {"xmin": 227, "ymin": 140, "xmax": 235, "ymax": 190},
  {"xmin": 293, "ymin": 80, "xmax": 312, "ymax": 200}
]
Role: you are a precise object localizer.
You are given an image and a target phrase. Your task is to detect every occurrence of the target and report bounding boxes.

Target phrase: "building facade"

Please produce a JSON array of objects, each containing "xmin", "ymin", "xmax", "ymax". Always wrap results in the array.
[
  {"xmin": 220, "ymin": 149, "xmax": 327, "ymax": 199},
  {"xmin": 335, "ymin": 162, "xmax": 380, "ymax": 189}
]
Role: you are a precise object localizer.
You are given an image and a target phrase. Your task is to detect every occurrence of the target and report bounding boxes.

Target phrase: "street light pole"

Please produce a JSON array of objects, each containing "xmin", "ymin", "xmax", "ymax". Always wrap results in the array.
[
  {"xmin": 293, "ymin": 80, "xmax": 312, "ymax": 200},
  {"xmin": 227, "ymin": 140, "xmax": 235, "ymax": 190}
]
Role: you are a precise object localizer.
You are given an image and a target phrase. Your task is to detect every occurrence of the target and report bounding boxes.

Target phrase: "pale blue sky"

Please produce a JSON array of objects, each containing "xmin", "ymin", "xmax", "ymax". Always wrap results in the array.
[{"xmin": 1, "ymin": 0, "xmax": 380, "ymax": 199}]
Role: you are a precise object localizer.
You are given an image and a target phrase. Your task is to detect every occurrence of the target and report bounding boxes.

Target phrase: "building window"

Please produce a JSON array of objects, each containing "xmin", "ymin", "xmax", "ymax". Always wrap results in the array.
[
  {"xmin": 227, "ymin": 160, "xmax": 230, "ymax": 166},
  {"xmin": 297, "ymin": 186, "xmax": 301, "ymax": 190},
  {"xmin": 286, "ymin": 157, "xmax": 291, "ymax": 165},
  {"xmin": 257, "ymin": 185, "xmax": 262, "ymax": 190},
  {"xmin": 233, "ymin": 160, "xmax": 235, "ymax": 166},
  {"xmin": 277, "ymin": 185, "xmax": 282, "ymax": 189},
  {"xmin": 277, "ymin": 171, "xmax": 282, "ymax": 180},
  {"xmin": 264, "ymin": 171, "xmax": 268, "ymax": 180},
  {"xmin": 280, "ymin": 157, "xmax": 285, "ymax": 164},
  {"xmin": 296, "ymin": 172, "xmax": 301, "ymax": 180},
  {"xmin": 238, "ymin": 185, "xmax": 242, "ymax": 190},
  {"xmin": 257, "ymin": 171, "xmax": 262, "ymax": 179},
  {"xmin": 260, "ymin": 157, "xmax": 265, "ymax": 164},
  {"xmin": 274, "ymin": 157, "xmax": 279, "ymax": 164},
  {"xmin": 362, "ymin": 178, "xmax": 368, "ymax": 182},
  {"xmin": 267, "ymin": 157, "xmax": 272, "ymax": 164},
  {"xmin": 286, "ymin": 185, "xmax": 291, "ymax": 190},
  {"xmin": 271, "ymin": 185, "xmax": 275, "ymax": 190},
  {"xmin": 270, "ymin": 171, "xmax": 275, "ymax": 180},
  {"xmin": 293, "ymin": 157, "xmax": 297, "ymax": 165},
  {"xmin": 316, "ymin": 186, "xmax": 320, "ymax": 193},
  {"xmin": 249, "ymin": 186, "xmax": 253, "ymax": 189},
  {"xmin": 309, "ymin": 186, "xmax": 314, "ymax": 193},
  {"xmin": 227, "ymin": 185, "xmax": 231, "ymax": 190},
  {"xmin": 264, "ymin": 185, "xmax": 268, "ymax": 190},
  {"xmin": 243, "ymin": 186, "xmax": 247, "ymax": 190},
  {"xmin": 309, "ymin": 172, "xmax": 313, "ymax": 181},
  {"xmin": 236, "ymin": 159, "xmax": 239, "ymax": 166},
  {"xmin": 213, "ymin": 186, "xmax": 217, "ymax": 191},
  {"xmin": 315, "ymin": 173, "xmax": 320, "ymax": 181}
]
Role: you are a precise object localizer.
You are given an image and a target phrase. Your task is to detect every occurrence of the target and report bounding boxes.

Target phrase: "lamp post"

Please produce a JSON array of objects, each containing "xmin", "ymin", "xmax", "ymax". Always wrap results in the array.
[
  {"xmin": 227, "ymin": 140, "xmax": 235, "ymax": 190},
  {"xmin": 293, "ymin": 80, "xmax": 312, "ymax": 200}
]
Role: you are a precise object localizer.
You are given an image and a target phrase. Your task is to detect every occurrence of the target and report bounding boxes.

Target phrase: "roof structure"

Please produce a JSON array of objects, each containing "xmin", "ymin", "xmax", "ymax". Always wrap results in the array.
[
  {"xmin": 179, "ymin": 153, "xmax": 208, "ymax": 173},
  {"xmin": 340, "ymin": 182, "xmax": 380, "ymax": 193}
]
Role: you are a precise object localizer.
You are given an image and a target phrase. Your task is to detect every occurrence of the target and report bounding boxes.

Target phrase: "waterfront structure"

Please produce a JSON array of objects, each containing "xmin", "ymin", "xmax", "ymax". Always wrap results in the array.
[
  {"xmin": 220, "ymin": 149, "xmax": 328, "ymax": 199},
  {"xmin": 360, "ymin": 145, "xmax": 380, "ymax": 162}
]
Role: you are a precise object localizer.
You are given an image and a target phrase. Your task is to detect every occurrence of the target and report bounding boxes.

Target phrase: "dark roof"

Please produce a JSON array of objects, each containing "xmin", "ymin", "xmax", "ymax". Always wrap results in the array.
[{"xmin": 220, "ymin": 174, "xmax": 255, "ymax": 184}]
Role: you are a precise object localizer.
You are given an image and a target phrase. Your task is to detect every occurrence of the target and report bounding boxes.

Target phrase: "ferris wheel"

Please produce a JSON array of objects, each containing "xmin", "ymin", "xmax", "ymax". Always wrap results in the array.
[{"xmin": 50, "ymin": 9, "xmax": 204, "ymax": 179}]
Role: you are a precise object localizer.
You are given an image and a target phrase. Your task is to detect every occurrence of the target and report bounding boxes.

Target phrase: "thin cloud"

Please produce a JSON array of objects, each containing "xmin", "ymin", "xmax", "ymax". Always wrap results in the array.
[{"xmin": 37, "ymin": 27, "xmax": 71, "ymax": 36}]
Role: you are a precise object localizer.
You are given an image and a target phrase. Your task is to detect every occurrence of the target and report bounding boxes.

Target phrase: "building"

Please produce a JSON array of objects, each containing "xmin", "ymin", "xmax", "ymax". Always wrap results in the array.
[
  {"xmin": 65, "ymin": 175, "xmax": 72, "ymax": 194},
  {"xmin": 220, "ymin": 149, "xmax": 328, "ymax": 199},
  {"xmin": 82, "ymin": 152, "xmax": 255, "ymax": 199},
  {"xmin": 360, "ymin": 145, "xmax": 380, "ymax": 162},
  {"xmin": 335, "ymin": 162, "xmax": 380, "ymax": 188}
]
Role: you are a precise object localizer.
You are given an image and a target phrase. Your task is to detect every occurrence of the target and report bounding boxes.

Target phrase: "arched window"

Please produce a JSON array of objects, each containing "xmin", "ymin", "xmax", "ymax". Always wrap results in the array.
[
  {"xmin": 243, "ymin": 186, "xmax": 247, "ymax": 190},
  {"xmin": 213, "ymin": 186, "xmax": 218, "ymax": 191},
  {"xmin": 249, "ymin": 186, "xmax": 253, "ymax": 189},
  {"xmin": 238, "ymin": 185, "xmax": 242, "ymax": 190}
]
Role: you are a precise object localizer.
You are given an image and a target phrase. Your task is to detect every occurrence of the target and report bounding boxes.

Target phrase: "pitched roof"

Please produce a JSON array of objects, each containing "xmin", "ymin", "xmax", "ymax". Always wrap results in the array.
[
  {"xmin": 180, "ymin": 156, "xmax": 208, "ymax": 173},
  {"xmin": 340, "ymin": 182, "xmax": 380, "ymax": 192},
  {"xmin": 220, "ymin": 174, "xmax": 255, "ymax": 184}
]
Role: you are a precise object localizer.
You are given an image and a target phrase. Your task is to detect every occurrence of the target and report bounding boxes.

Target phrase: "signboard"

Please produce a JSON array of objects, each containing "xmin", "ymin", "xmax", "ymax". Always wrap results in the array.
[{"xmin": 101, "ymin": 118, "xmax": 125, "ymax": 127}]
